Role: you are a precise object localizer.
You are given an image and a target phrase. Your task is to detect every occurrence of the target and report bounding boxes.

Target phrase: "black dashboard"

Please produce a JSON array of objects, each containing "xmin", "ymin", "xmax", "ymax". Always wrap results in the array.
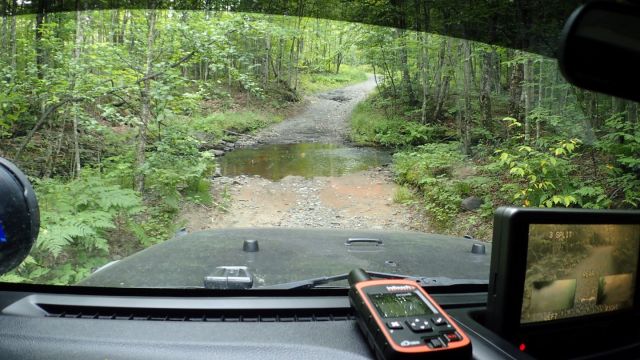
[
  {"xmin": 0, "ymin": 288, "xmax": 529, "ymax": 360},
  {"xmin": 2, "ymin": 286, "xmax": 637, "ymax": 360}
]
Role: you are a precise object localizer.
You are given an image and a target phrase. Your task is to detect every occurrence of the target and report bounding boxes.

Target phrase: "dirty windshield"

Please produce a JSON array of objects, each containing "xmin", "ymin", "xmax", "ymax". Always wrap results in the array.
[{"xmin": 1, "ymin": 1, "xmax": 638, "ymax": 288}]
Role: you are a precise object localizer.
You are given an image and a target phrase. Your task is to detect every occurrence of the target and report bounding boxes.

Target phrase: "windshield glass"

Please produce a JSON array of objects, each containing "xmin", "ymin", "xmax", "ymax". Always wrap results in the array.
[{"xmin": 1, "ymin": 1, "xmax": 637, "ymax": 289}]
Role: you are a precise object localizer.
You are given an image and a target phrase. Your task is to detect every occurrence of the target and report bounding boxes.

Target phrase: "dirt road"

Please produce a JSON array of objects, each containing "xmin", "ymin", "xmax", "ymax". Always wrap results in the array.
[
  {"xmin": 236, "ymin": 76, "xmax": 377, "ymax": 146},
  {"xmin": 180, "ymin": 77, "xmax": 428, "ymax": 232}
]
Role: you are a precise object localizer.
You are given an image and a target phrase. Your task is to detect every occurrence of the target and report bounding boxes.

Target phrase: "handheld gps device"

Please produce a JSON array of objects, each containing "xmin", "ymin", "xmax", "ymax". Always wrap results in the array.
[
  {"xmin": 348, "ymin": 268, "xmax": 471, "ymax": 359},
  {"xmin": 487, "ymin": 207, "xmax": 640, "ymax": 358}
]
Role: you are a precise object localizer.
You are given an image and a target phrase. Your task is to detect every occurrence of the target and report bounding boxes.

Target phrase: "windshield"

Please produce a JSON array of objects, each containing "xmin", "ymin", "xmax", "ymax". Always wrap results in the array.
[{"xmin": 1, "ymin": 1, "xmax": 637, "ymax": 289}]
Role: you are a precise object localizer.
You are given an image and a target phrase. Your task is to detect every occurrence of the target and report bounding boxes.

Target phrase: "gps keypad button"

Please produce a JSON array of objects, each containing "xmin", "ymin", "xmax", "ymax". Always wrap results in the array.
[
  {"xmin": 443, "ymin": 332, "xmax": 461, "ymax": 343},
  {"xmin": 438, "ymin": 323, "xmax": 455, "ymax": 332},
  {"xmin": 386, "ymin": 321, "xmax": 403, "ymax": 330},
  {"xmin": 406, "ymin": 318, "xmax": 432, "ymax": 333},
  {"xmin": 432, "ymin": 316, "xmax": 448, "ymax": 326},
  {"xmin": 428, "ymin": 338, "xmax": 444, "ymax": 348}
]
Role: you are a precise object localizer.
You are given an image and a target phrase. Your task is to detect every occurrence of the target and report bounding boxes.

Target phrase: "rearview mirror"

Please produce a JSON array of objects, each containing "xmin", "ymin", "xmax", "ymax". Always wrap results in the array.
[{"xmin": 559, "ymin": 1, "xmax": 640, "ymax": 102}]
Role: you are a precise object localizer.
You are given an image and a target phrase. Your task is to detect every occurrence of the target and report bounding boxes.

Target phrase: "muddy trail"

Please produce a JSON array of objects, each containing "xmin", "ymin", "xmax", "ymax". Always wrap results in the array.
[{"xmin": 180, "ymin": 76, "xmax": 428, "ymax": 232}]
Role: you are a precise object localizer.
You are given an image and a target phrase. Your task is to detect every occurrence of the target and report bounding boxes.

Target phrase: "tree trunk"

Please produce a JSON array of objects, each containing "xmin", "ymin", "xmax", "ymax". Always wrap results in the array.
[
  {"xmin": 508, "ymin": 52, "xmax": 524, "ymax": 122},
  {"xmin": 35, "ymin": 1, "xmax": 47, "ymax": 80},
  {"xmin": 72, "ymin": 9, "xmax": 85, "ymax": 177},
  {"xmin": 380, "ymin": 47, "xmax": 397, "ymax": 99},
  {"xmin": 294, "ymin": 36, "xmax": 302, "ymax": 91},
  {"xmin": 287, "ymin": 37, "xmax": 295, "ymax": 89},
  {"xmin": 396, "ymin": 28, "xmax": 416, "ymax": 105},
  {"xmin": 119, "ymin": 10, "xmax": 129, "ymax": 44},
  {"xmin": 629, "ymin": 101, "xmax": 638, "ymax": 126},
  {"xmin": 461, "ymin": 40, "xmax": 473, "ymax": 155},
  {"xmin": 419, "ymin": 32, "xmax": 429, "ymax": 124},
  {"xmin": 523, "ymin": 57, "xmax": 533, "ymax": 143},
  {"xmin": 1, "ymin": 4, "xmax": 6, "ymax": 52},
  {"xmin": 479, "ymin": 49, "xmax": 493, "ymax": 133},
  {"xmin": 492, "ymin": 48, "xmax": 500, "ymax": 94},
  {"xmin": 9, "ymin": 0, "xmax": 16, "ymax": 71},
  {"xmin": 335, "ymin": 31, "xmax": 343, "ymax": 74},
  {"xmin": 263, "ymin": 35, "xmax": 270, "ymax": 87},
  {"xmin": 432, "ymin": 38, "xmax": 451, "ymax": 120},
  {"xmin": 536, "ymin": 56, "xmax": 544, "ymax": 141},
  {"xmin": 135, "ymin": 9, "xmax": 157, "ymax": 193}
]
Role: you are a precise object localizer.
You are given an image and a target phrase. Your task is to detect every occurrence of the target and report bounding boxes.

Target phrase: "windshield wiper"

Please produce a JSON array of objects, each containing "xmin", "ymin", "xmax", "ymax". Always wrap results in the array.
[{"xmin": 257, "ymin": 271, "xmax": 487, "ymax": 290}]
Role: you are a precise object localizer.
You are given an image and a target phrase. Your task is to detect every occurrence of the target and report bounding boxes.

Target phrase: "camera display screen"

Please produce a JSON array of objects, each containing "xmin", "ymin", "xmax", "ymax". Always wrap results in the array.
[{"xmin": 521, "ymin": 224, "xmax": 640, "ymax": 324}]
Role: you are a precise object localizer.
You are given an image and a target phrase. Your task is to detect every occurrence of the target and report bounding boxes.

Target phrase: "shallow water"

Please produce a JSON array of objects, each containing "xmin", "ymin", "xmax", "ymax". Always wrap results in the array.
[{"xmin": 219, "ymin": 143, "xmax": 392, "ymax": 180}]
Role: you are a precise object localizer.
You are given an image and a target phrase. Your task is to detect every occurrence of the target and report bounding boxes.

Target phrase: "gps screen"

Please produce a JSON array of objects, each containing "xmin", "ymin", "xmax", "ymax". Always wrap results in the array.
[
  {"xmin": 370, "ymin": 292, "xmax": 434, "ymax": 318},
  {"xmin": 521, "ymin": 224, "xmax": 640, "ymax": 324}
]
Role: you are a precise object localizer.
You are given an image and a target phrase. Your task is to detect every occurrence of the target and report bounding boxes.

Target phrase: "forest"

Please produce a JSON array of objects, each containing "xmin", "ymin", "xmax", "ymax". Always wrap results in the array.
[{"xmin": 1, "ymin": 1, "xmax": 639, "ymax": 285}]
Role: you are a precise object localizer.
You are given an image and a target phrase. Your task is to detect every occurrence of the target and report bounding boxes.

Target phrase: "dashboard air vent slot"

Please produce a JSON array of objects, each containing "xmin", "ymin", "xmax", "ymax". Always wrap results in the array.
[{"xmin": 38, "ymin": 304, "xmax": 355, "ymax": 322}]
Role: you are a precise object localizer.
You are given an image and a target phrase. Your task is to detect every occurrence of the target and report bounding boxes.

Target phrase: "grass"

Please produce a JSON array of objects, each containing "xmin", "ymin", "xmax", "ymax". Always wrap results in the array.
[
  {"xmin": 299, "ymin": 64, "xmax": 368, "ymax": 94},
  {"xmin": 184, "ymin": 110, "xmax": 283, "ymax": 143},
  {"xmin": 393, "ymin": 185, "xmax": 414, "ymax": 204}
]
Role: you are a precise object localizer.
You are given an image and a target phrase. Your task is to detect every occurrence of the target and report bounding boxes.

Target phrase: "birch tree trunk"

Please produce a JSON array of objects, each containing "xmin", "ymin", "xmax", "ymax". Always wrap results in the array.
[
  {"xmin": 419, "ymin": 32, "xmax": 429, "ymax": 124},
  {"xmin": 72, "ymin": 9, "xmax": 85, "ymax": 177},
  {"xmin": 135, "ymin": 9, "xmax": 157, "ymax": 193},
  {"xmin": 461, "ymin": 40, "xmax": 473, "ymax": 155}
]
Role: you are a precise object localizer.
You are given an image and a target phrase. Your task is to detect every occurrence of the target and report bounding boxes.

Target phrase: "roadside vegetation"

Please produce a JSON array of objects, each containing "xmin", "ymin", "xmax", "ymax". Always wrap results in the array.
[
  {"xmin": 299, "ymin": 64, "xmax": 369, "ymax": 94},
  {"xmin": 350, "ymin": 32, "xmax": 637, "ymax": 239}
]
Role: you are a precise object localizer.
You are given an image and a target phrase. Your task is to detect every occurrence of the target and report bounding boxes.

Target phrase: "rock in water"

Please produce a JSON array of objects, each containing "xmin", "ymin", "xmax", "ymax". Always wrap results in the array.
[{"xmin": 461, "ymin": 196, "xmax": 484, "ymax": 211}]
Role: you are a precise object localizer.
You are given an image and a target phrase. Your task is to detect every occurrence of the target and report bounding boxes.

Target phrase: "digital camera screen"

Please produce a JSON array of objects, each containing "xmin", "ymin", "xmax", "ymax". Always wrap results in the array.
[{"xmin": 521, "ymin": 224, "xmax": 640, "ymax": 324}]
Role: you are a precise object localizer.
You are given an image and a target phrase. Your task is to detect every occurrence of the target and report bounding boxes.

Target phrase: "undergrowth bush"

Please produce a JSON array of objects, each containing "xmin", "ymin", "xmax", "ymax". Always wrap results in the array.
[
  {"xmin": 351, "ymin": 99, "xmax": 448, "ymax": 147},
  {"xmin": 393, "ymin": 143, "xmax": 471, "ymax": 227}
]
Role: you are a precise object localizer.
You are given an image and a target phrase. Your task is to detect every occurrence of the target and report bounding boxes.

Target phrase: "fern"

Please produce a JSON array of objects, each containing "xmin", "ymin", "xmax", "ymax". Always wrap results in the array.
[{"xmin": 24, "ymin": 172, "xmax": 143, "ymax": 284}]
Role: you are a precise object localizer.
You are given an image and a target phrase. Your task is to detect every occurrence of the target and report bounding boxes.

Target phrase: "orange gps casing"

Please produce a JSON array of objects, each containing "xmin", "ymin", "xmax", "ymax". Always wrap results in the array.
[{"xmin": 350, "ymin": 279, "xmax": 472, "ymax": 359}]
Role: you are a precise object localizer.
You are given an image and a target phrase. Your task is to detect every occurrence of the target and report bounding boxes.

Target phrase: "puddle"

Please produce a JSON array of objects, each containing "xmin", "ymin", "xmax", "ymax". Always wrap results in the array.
[{"xmin": 218, "ymin": 143, "xmax": 392, "ymax": 180}]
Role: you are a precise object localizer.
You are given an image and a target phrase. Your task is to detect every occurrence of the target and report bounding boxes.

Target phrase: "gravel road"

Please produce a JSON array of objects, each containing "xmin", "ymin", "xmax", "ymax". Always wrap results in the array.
[{"xmin": 235, "ymin": 76, "xmax": 377, "ymax": 146}]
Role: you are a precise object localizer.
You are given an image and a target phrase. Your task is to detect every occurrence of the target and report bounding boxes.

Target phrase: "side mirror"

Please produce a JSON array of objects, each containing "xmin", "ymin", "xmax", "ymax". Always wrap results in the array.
[
  {"xmin": 559, "ymin": 1, "xmax": 640, "ymax": 101},
  {"xmin": 0, "ymin": 158, "xmax": 39, "ymax": 276}
]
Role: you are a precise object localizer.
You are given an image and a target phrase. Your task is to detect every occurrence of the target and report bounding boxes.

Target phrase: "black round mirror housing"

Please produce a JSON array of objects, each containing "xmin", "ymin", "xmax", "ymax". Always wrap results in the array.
[
  {"xmin": 0, "ymin": 157, "xmax": 39, "ymax": 276},
  {"xmin": 559, "ymin": 1, "xmax": 640, "ymax": 102}
]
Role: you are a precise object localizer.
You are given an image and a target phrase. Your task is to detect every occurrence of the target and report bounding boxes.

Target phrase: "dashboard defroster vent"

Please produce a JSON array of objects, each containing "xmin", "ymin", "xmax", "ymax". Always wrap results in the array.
[{"xmin": 38, "ymin": 304, "xmax": 355, "ymax": 322}]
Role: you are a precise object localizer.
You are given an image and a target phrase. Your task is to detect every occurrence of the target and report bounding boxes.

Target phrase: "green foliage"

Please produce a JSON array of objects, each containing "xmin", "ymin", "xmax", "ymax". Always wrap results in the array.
[
  {"xmin": 393, "ymin": 143, "xmax": 465, "ymax": 180},
  {"xmin": 596, "ymin": 114, "xmax": 640, "ymax": 207},
  {"xmin": 494, "ymin": 139, "xmax": 582, "ymax": 207},
  {"xmin": 351, "ymin": 97, "xmax": 448, "ymax": 147},
  {"xmin": 6, "ymin": 173, "xmax": 142, "ymax": 285},
  {"xmin": 393, "ymin": 143, "xmax": 469, "ymax": 227},
  {"xmin": 142, "ymin": 129, "xmax": 213, "ymax": 208}
]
